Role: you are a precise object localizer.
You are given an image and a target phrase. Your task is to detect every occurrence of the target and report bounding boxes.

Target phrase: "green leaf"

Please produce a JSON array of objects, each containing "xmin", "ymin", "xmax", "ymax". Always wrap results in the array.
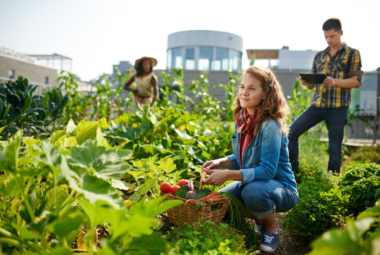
[
  {"xmin": 129, "ymin": 195, "xmax": 183, "ymax": 218},
  {"xmin": 96, "ymin": 127, "xmax": 109, "ymax": 148},
  {"xmin": 76, "ymin": 121, "xmax": 99, "ymax": 145},
  {"xmin": 309, "ymin": 218, "xmax": 375, "ymax": 255},
  {"xmin": 0, "ymin": 129, "xmax": 22, "ymax": 173},
  {"xmin": 159, "ymin": 158, "xmax": 176, "ymax": 174},
  {"xmin": 66, "ymin": 119, "xmax": 76, "ymax": 134},
  {"xmin": 51, "ymin": 211, "xmax": 84, "ymax": 239},
  {"xmin": 0, "ymin": 178, "xmax": 20, "ymax": 196},
  {"xmin": 78, "ymin": 200, "xmax": 156, "ymax": 239},
  {"xmin": 68, "ymin": 145, "xmax": 132, "ymax": 180},
  {"xmin": 98, "ymin": 117, "xmax": 109, "ymax": 130},
  {"xmin": 126, "ymin": 170, "xmax": 145, "ymax": 182},
  {"xmin": 12, "ymin": 223, "xmax": 40, "ymax": 239},
  {"xmin": 123, "ymin": 232, "xmax": 170, "ymax": 255},
  {"xmin": 112, "ymin": 180, "xmax": 135, "ymax": 191},
  {"xmin": 130, "ymin": 177, "xmax": 157, "ymax": 202},
  {"xmin": 175, "ymin": 129, "xmax": 194, "ymax": 141},
  {"xmin": 33, "ymin": 141, "xmax": 80, "ymax": 189},
  {"xmin": 81, "ymin": 175, "xmax": 123, "ymax": 208},
  {"xmin": 46, "ymin": 188, "xmax": 69, "ymax": 211},
  {"xmin": 50, "ymin": 130, "xmax": 67, "ymax": 144}
]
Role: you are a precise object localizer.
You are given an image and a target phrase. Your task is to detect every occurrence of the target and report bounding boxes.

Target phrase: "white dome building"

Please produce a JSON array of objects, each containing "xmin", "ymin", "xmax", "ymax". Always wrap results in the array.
[{"xmin": 167, "ymin": 30, "xmax": 243, "ymax": 71}]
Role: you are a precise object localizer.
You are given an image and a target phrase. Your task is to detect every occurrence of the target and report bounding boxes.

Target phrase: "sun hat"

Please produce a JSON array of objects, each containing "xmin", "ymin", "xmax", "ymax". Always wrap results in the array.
[{"xmin": 134, "ymin": 56, "xmax": 158, "ymax": 70}]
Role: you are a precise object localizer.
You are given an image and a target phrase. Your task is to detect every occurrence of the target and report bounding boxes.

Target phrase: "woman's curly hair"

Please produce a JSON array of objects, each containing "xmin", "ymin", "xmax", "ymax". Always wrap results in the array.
[{"xmin": 233, "ymin": 66, "xmax": 290, "ymax": 136}]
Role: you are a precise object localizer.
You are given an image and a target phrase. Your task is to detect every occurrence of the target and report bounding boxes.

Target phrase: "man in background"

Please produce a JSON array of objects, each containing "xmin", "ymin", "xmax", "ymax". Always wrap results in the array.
[{"xmin": 288, "ymin": 18, "xmax": 363, "ymax": 175}]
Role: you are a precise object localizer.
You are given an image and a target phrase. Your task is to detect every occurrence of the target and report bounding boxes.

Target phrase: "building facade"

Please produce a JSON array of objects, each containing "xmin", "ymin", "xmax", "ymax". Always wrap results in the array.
[
  {"xmin": 167, "ymin": 30, "xmax": 243, "ymax": 71},
  {"xmin": 0, "ymin": 51, "xmax": 58, "ymax": 91}
]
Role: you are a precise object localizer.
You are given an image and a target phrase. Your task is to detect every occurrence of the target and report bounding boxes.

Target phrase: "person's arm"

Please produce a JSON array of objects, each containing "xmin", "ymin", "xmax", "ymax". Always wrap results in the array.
[
  {"xmin": 323, "ymin": 49, "xmax": 362, "ymax": 88},
  {"xmin": 150, "ymin": 75, "xmax": 158, "ymax": 106},
  {"xmin": 323, "ymin": 77, "xmax": 360, "ymax": 88},
  {"xmin": 123, "ymin": 74, "xmax": 137, "ymax": 94}
]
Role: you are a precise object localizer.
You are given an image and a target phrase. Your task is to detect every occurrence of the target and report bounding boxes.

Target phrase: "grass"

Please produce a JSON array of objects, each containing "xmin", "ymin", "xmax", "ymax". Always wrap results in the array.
[{"xmin": 298, "ymin": 134, "xmax": 329, "ymax": 175}]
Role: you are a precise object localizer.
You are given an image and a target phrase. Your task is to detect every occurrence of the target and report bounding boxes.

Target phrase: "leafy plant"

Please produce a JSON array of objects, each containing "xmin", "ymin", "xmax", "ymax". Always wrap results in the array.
[
  {"xmin": 0, "ymin": 124, "xmax": 182, "ymax": 254},
  {"xmin": 165, "ymin": 221, "xmax": 249, "ymax": 255},
  {"xmin": 340, "ymin": 163, "xmax": 380, "ymax": 215},
  {"xmin": 216, "ymin": 71, "xmax": 240, "ymax": 121},
  {"xmin": 345, "ymin": 145, "xmax": 380, "ymax": 165},
  {"xmin": 283, "ymin": 171, "xmax": 350, "ymax": 240},
  {"xmin": 0, "ymin": 77, "xmax": 68, "ymax": 138},
  {"xmin": 309, "ymin": 200, "xmax": 380, "ymax": 255}
]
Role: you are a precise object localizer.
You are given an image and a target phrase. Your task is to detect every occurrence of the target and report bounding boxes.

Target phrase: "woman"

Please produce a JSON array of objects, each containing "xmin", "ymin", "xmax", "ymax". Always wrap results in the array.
[
  {"xmin": 202, "ymin": 66, "xmax": 298, "ymax": 253},
  {"xmin": 124, "ymin": 56, "xmax": 159, "ymax": 111}
]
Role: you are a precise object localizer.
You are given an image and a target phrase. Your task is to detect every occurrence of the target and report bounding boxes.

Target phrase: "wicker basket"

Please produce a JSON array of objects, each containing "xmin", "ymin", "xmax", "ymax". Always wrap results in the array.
[{"xmin": 162, "ymin": 192, "xmax": 230, "ymax": 226}]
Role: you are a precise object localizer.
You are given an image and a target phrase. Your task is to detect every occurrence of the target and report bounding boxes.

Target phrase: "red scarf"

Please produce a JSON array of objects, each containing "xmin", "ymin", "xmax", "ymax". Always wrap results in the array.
[{"xmin": 237, "ymin": 109, "xmax": 258, "ymax": 167}]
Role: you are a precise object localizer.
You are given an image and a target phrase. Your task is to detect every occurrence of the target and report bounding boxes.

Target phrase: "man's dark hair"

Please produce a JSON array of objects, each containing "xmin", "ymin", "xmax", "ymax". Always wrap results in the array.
[
  {"xmin": 136, "ymin": 59, "xmax": 153, "ymax": 77},
  {"xmin": 323, "ymin": 18, "xmax": 342, "ymax": 32}
]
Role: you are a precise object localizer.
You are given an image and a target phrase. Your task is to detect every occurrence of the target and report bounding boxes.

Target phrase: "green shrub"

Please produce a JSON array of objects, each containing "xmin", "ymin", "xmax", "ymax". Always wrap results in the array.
[
  {"xmin": 347, "ymin": 145, "xmax": 380, "ymax": 164},
  {"xmin": 165, "ymin": 221, "xmax": 249, "ymax": 255},
  {"xmin": 340, "ymin": 163, "xmax": 380, "ymax": 216},
  {"xmin": 283, "ymin": 171, "xmax": 350, "ymax": 240},
  {"xmin": 308, "ymin": 200, "xmax": 380, "ymax": 255}
]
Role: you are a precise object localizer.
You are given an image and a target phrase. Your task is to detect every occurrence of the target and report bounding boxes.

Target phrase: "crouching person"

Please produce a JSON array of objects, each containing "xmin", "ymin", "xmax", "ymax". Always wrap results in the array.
[{"xmin": 202, "ymin": 66, "xmax": 298, "ymax": 252}]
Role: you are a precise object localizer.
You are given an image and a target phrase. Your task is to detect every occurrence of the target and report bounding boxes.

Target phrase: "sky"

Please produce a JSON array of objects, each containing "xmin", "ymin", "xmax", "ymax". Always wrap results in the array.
[{"xmin": 1, "ymin": 0, "xmax": 379, "ymax": 81}]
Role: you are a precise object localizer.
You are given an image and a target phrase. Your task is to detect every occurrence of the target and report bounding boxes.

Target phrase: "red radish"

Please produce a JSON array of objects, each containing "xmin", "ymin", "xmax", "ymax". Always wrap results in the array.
[
  {"xmin": 160, "ymin": 182, "xmax": 172, "ymax": 194},
  {"xmin": 171, "ymin": 185, "xmax": 180, "ymax": 195},
  {"xmin": 178, "ymin": 179, "xmax": 188, "ymax": 187},
  {"xmin": 186, "ymin": 180, "xmax": 196, "ymax": 199}
]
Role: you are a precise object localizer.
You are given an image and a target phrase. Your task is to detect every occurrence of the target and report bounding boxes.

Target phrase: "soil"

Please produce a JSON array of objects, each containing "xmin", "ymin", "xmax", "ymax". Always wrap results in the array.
[{"xmin": 256, "ymin": 213, "xmax": 311, "ymax": 255}]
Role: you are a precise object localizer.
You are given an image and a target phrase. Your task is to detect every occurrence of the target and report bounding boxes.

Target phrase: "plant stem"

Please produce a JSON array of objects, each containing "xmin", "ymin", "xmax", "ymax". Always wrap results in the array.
[
  {"xmin": 24, "ymin": 177, "xmax": 34, "ymax": 196},
  {"xmin": 0, "ymin": 237, "xmax": 20, "ymax": 246},
  {"xmin": 59, "ymin": 194, "xmax": 82, "ymax": 217},
  {"xmin": 15, "ymin": 175, "xmax": 35, "ymax": 221},
  {"xmin": 54, "ymin": 173, "xmax": 58, "ymax": 213},
  {"xmin": 0, "ymin": 227, "xmax": 12, "ymax": 237}
]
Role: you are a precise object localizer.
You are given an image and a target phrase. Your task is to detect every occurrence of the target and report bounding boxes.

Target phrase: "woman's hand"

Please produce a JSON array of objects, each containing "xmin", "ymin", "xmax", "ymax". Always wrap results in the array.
[
  {"xmin": 203, "ymin": 169, "xmax": 229, "ymax": 186},
  {"xmin": 201, "ymin": 160, "xmax": 221, "ymax": 172},
  {"xmin": 132, "ymin": 89, "xmax": 138, "ymax": 95}
]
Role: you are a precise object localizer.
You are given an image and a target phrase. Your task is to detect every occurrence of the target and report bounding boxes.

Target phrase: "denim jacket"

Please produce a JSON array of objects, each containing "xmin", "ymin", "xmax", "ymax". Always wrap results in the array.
[{"xmin": 227, "ymin": 119, "xmax": 298, "ymax": 196}]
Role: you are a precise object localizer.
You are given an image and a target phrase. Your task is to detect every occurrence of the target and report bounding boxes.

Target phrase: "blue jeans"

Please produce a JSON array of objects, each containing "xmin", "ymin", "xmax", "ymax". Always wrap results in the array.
[
  {"xmin": 288, "ymin": 106, "xmax": 348, "ymax": 174},
  {"xmin": 219, "ymin": 180, "xmax": 298, "ymax": 219}
]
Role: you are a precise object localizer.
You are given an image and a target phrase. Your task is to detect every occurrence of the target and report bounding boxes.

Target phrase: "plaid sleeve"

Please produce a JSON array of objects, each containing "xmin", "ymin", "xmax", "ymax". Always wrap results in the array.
[{"xmin": 348, "ymin": 49, "xmax": 362, "ymax": 83}]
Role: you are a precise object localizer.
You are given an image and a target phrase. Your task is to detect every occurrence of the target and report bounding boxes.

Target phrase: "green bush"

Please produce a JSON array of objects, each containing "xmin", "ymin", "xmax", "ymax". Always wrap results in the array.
[
  {"xmin": 347, "ymin": 145, "xmax": 380, "ymax": 164},
  {"xmin": 340, "ymin": 163, "xmax": 380, "ymax": 216},
  {"xmin": 165, "ymin": 221, "xmax": 249, "ymax": 255},
  {"xmin": 283, "ymin": 171, "xmax": 350, "ymax": 240},
  {"xmin": 308, "ymin": 200, "xmax": 380, "ymax": 255}
]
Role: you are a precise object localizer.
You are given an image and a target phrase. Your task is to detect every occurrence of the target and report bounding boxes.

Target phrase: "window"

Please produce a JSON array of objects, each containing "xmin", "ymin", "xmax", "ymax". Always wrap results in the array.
[
  {"xmin": 171, "ymin": 47, "xmax": 183, "ymax": 69},
  {"xmin": 212, "ymin": 48, "xmax": 229, "ymax": 71},
  {"xmin": 45, "ymin": 77, "xmax": 49, "ymax": 85},
  {"xmin": 167, "ymin": 49, "xmax": 172, "ymax": 69},
  {"xmin": 229, "ymin": 50, "xmax": 242, "ymax": 71},
  {"xmin": 9, "ymin": 70, "xmax": 15, "ymax": 79},
  {"xmin": 185, "ymin": 48, "xmax": 195, "ymax": 70},
  {"xmin": 198, "ymin": 47, "xmax": 213, "ymax": 70}
]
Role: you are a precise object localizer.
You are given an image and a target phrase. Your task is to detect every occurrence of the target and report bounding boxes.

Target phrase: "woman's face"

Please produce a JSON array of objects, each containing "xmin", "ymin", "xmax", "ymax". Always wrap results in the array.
[
  {"xmin": 142, "ymin": 60, "xmax": 151, "ymax": 72},
  {"xmin": 239, "ymin": 73, "xmax": 266, "ymax": 114}
]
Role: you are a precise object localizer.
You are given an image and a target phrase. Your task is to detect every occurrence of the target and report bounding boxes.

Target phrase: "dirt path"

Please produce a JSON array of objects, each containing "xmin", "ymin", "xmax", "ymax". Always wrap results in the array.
[{"xmin": 256, "ymin": 213, "xmax": 311, "ymax": 255}]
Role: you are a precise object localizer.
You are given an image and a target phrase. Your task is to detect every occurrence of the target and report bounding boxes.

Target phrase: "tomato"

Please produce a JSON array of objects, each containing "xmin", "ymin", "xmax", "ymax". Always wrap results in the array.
[
  {"xmin": 177, "ymin": 179, "xmax": 188, "ymax": 187},
  {"xmin": 171, "ymin": 185, "xmax": 180, "ymax": 195},
  {"xmin": 160, "ymin": 182, "xmax": 172, "ymax": 193}
]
